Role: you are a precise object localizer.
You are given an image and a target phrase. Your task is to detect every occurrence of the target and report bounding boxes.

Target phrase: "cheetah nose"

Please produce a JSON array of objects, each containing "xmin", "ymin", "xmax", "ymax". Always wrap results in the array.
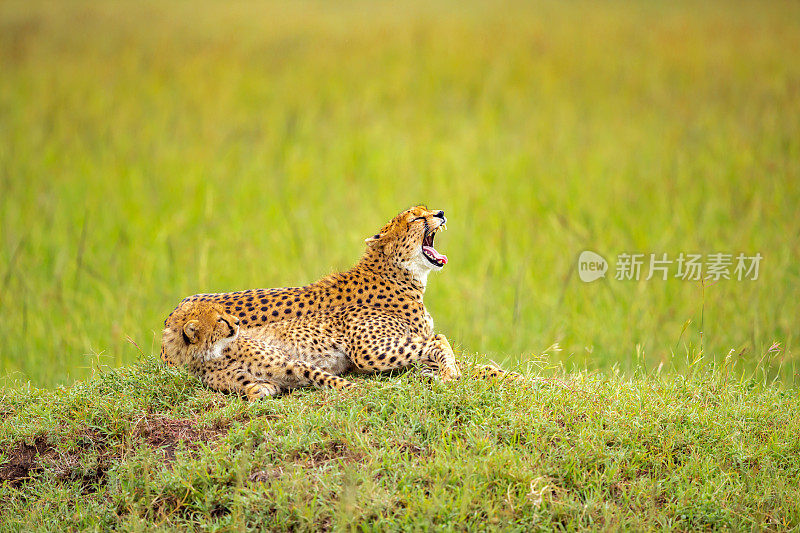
[{"xmin": 435, "ymin": 210, "xmax": 445, "ymax": 219}]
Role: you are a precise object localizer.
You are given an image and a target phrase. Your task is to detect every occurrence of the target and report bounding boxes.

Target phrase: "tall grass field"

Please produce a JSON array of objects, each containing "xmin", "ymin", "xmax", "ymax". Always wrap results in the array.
[
  {"xmin": 1, "ymin": 0, "xmax": 799, "ymax": 529},
  {"xmin": 1, "ymin": 0, "xmax": 798, "ymax": 387}
]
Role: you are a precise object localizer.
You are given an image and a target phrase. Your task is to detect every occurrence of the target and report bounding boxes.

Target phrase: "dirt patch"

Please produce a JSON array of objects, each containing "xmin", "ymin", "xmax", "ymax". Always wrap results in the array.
[
  {"xmin": 1, "ymin": 417, "xmax": 228, "ymax": 489},
  {"xmin": 0, "ymin": 437, "xmax": 50, "ymax": 486},
  {"xmin": 130, "ymin": 415, "xmax": 228, "ymax": 462},
  {"xmin": 0, "ymin": 431, "xmax": 110, "ymax": 492}
]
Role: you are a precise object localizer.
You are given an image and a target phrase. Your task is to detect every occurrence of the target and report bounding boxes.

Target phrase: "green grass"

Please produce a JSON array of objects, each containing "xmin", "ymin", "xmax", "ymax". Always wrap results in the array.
[
  {"xmin": 1, "ymin": 359, "xmax": 798, "ymax": 530},
  {"xmin": 0, "ymin": 0, "xmax": 798, "ymax": 387},
  {"xmin": 2, "ymin": 3, "xmax": 798, "ymax": 528}
]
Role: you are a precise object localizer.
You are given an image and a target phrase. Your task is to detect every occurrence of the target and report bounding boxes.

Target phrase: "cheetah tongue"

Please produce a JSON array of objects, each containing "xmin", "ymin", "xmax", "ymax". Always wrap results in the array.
[{"xmin": 422, "ymin": 246, "xmax": 448, "ymax": 265}]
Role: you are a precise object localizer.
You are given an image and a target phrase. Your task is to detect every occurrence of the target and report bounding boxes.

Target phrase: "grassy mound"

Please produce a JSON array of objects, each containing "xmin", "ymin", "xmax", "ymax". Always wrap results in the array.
[{"xmin": 1, "ymin": 361, "xmax": 798, "ymax": 530}]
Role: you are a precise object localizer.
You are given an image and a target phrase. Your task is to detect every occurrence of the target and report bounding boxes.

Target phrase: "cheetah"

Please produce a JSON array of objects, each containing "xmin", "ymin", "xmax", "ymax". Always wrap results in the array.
[
  {"xmin": 161, "ymin": 205, "xmax": 522, "ymax": 396},
  {"xmin": 161, "ymin": 300, "xmax": 354, "ymax": 400}
]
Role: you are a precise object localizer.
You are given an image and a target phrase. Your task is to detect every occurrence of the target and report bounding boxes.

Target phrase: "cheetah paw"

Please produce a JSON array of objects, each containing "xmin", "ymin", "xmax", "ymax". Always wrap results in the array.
[
  {"xmin": 244, "ymin": 383, "xmax": 281, "ymax": 400},
  {"xmin": 438, "ymin": 365, "xmax": 462, "ymax": 382}
]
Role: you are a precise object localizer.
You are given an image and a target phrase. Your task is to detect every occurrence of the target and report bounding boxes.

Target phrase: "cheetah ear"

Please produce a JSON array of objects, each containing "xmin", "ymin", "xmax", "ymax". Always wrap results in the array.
[
  {"xmin": 183, "ymin": 320, "xmax": 200, "ymax": 344},
  {"xmin": 365, "ymin": 232, "xmax": 395, "ymax": 256},
  {"xmin": 364, "ymin": 233, "xmax": 384, "ymax": 246},
  {"xmin": 382, "ymin": 238, "xmax": 396, "ymax": 256}
]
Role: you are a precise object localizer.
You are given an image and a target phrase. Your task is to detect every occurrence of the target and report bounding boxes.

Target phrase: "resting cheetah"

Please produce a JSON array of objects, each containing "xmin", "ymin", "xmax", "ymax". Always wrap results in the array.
[
  {"xmin": 161, "ymin": 205, "xmax": 521, "ymax": 396},
  {"xmin": 161, "ymin": 301, "xmax": 353, "ymax": 400}
]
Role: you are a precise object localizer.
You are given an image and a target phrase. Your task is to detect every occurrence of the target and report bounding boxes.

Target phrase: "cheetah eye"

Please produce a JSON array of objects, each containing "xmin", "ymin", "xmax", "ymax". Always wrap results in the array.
[{"xmin": 410, "ymin": 216, "xmax": 425, "ymax": 223}]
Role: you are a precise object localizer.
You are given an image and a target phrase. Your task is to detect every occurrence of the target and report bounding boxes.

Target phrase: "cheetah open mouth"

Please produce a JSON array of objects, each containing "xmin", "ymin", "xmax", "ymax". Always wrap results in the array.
[{"xmin": 422, "ymin": 227, "xmax": 448, "ymax": 267}]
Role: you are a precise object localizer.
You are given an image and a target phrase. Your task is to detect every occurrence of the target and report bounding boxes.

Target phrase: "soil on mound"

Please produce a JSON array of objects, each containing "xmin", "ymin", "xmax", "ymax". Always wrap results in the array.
[{"xmin": 0, "ymin": 416, "xmax": 227, "ymax": 489}]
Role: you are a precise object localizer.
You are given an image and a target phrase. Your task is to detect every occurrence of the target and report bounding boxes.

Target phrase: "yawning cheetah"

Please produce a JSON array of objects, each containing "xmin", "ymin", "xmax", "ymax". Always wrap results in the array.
[{"xmin": 161, "ymin": 206, "xmax": 521, "ymax": 396}]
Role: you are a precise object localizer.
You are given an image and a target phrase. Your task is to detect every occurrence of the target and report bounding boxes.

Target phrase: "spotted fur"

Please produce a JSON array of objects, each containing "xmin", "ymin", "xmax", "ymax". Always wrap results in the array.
[
  {"xmin": 161, "ymin": 301, "xmax": 354, "ymax": 399},
  {"xmin": 161, "ymin": 206, "xmax": 521, "ymax": 397}
]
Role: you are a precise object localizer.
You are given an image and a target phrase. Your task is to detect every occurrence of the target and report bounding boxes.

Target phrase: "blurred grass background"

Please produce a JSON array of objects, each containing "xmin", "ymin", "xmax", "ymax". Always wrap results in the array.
[{"xmin": 1, "ymin": 0, "xmax": 798, "ymax": 387}]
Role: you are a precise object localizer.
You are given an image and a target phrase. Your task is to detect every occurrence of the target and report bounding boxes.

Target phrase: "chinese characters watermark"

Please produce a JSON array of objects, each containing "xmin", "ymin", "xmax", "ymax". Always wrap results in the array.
[{"xmin": 578, "ymin": 251, "xmax": 762, "ymax": 282}]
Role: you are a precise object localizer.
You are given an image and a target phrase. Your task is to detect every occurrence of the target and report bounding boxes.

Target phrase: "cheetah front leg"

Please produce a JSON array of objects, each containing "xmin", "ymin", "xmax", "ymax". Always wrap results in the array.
[
  {"xmin": 422, "ymin": 333, "xmax": 461, "ymax": 381},
  {"xmin": 264, "ymin": 360, "xmax": 355, "ymax": 392},
  {"xmin": 196, "ymin": 365, "xmax": 284, "ymax": 401},
  {"xmin": 203, "ymin": 361, "xmax": 353, "ymax": 400},
  {"xmin": 240, "ymin": 337, "xmax": 354, "ymax": 395}
]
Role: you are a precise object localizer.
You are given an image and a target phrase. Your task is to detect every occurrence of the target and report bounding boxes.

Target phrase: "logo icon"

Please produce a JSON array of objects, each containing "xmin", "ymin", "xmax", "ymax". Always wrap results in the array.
[{"xmin": 578, "ymin": 251, "xmax": 608, "ymax": 282}]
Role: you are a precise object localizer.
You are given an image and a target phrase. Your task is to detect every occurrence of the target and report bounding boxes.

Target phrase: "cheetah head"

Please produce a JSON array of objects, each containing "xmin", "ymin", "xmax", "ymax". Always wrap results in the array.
[
  {"xmin": 160, "ymin": 300, "xmax": 240, "ymax": 366},
  {"xmin": 365, "ymin": 205, "xmax": 448, "ymax": 285}
]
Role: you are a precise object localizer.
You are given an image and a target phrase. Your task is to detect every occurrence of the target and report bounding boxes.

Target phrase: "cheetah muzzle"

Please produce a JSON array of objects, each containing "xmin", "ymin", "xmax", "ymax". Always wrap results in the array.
[{"xmin": 421, "ymin": 212, "xmax": 448, "ymax": 268}]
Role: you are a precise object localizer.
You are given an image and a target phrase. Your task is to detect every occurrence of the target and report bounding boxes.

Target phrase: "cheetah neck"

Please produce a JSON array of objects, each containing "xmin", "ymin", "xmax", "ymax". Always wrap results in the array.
[
  {"xmin": 400, "ymin": 257, "xmax": 431, "ymax": 289},
  {"xmin": 357, "ymin": 249, "xmax": 427, "ymax": 294},
  {"xmin": 308, "ymin": 251, "xmax": 426, "ymax": 302}
]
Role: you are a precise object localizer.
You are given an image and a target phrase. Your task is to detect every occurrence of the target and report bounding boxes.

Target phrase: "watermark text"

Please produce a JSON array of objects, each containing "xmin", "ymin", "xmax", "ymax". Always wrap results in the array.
[{"xmin": 578, "ymin": 251, "xmax": 762, "ymax": 282}]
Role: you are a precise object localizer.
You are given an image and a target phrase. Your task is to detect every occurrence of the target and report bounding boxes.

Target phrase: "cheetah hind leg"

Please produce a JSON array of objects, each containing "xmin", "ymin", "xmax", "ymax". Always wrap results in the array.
[
  {"xmin": 460, "ymin": 361, "xmax": 525, "ymax": 382},
  {"xmin": 417, "ymin": 360, "xmax": 524, "ymax": 382}
]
